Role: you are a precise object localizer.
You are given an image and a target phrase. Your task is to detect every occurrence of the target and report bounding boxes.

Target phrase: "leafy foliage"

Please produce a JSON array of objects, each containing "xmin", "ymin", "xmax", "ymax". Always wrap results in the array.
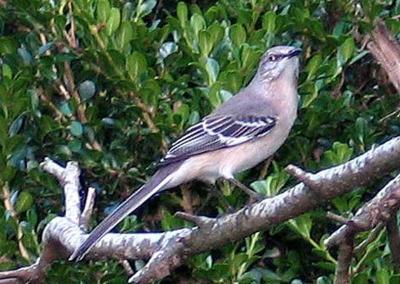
[{"xmin": 0, "ymin": 0, "xmax": 399, "ymax": 282}]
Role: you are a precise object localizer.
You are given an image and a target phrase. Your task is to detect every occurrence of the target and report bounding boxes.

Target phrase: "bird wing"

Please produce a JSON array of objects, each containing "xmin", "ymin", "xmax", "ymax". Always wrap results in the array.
[{"xmin": 159, "ymin": 114, "xmax": 277, "ymax": 166}]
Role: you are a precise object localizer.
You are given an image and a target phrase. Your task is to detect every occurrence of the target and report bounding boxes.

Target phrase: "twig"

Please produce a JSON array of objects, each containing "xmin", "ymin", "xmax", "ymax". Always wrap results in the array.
[
  {"xmin": 128, "ymin": 92, "xmax": 168, "ymax": 153},
  {"xmin": 67, "ymin": 2, "xmax": 77, "ymax": 49},
  {"xmin": 56, "ymin": 2, "xmax": 102, "ymax": 151},
  {"xmin": 40, "ymin": 159, "xmax": 82, "ymax": 223},
  {"xmin": 80, "ymin": 187, "xmax": 96, "ymax": 231},
  {"xmin": 326, "ymin": 212, "xmax": 350, "ymax": 224},
  {"xmin": 174, "ymin": 211, "xmax": 214, "ymax": 228},
  {"xmin": 354, "ymin": 223, "xmax": 384, "ymax": 254},
  {"xmin": 258, "ymin": 157, "xmax": 273, "ymax": 180},
  {"xmin": 1, "ymin": 182, "xmax": 31, "ymax": 262},
  {"xmin": 37, "ymin": 86, "xmax": 67, "ymax": 122},
  {"xmin": 285, "ymin": 164, "xmax": 323, "ymax": 195},
  {"xmin": 120, "ymin": 260, "xmax": 134, "ymax": 276}
]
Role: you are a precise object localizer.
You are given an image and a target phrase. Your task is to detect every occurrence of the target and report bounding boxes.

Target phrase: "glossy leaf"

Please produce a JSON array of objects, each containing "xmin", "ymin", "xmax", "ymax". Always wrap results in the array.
[
  {"xmin": 126, "ymin": 51, "xmax": 147, "ymax": 81},
  {"xmin": 78, "ymin": 80, "xmax": 96, "ymax": 101}
]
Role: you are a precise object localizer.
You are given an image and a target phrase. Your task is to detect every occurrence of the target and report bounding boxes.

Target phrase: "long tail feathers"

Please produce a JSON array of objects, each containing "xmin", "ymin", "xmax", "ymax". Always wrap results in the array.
[{"xmin": 69, "ymin": 169, "xmax": 174, "ymax": 261}]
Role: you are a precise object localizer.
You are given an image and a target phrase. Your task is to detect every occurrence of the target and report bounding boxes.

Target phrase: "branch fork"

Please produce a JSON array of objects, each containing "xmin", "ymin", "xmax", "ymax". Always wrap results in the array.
[{"xmin": 1, "ymin": 133, "xmax": 400, "ymax": 283}]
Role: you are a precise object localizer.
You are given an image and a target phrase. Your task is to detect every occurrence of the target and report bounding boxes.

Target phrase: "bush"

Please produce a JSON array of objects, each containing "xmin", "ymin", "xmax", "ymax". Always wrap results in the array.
[{"xmin": 0, "ymin": 0, "xmax": 399, "ymax": 282}]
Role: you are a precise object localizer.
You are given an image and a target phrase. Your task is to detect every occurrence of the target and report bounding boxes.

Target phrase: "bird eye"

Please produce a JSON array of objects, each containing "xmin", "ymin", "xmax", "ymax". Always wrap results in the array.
[{"xmin": 268, "ymin": 54, "xmax": 278, "ymax": 62}]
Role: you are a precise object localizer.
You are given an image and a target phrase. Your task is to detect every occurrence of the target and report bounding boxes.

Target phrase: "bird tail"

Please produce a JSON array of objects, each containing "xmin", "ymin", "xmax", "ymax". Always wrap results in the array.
[{"xmin": 69, "ymin": 166, "xmax": 176, "ymax": 262}]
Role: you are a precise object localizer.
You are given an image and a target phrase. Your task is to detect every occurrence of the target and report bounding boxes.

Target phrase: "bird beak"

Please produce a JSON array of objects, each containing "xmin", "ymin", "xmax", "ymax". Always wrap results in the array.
[{"xmin": 287, "ymin": 48, "xmax": 302, "ymax": 58}]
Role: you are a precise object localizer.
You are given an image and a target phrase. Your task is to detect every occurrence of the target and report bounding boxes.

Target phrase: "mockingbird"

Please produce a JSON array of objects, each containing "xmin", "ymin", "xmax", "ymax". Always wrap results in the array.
[{"xmin": 70, "ymin": 45, "xmax": 301, "ymax": 261}]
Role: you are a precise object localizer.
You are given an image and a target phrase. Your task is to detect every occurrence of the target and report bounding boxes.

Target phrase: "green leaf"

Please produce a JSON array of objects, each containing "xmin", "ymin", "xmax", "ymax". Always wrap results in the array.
[
  {"xmin": 338, "ymin": 37, "xmax": 355, "ymax": 64},
  {"xmin": 68, "ymin": 139, "xmax": 82, "ymax": 152},
  {"xmin": 106, "ymin": 7, "xmax": 121, "ymax": 36},
  {"xmin": 70, "ymin": 121, "xmax": 83, "ymax": 137},
  {"xmin": 205, "ymin": 58, "xmax": 219, "ymax": 84},
  {"xmin": 116, "ymin": 21, "xmax": 134, "ymax": 51},
  {"xmin": 199, "ymin": 31, "xmax": 212, "ymax": 57},
  {"xmin": 305, "ymin": 54, "xmax": 322, "ymax": 79},
  {"xmin": 78, "ymin": 80, "xmax": 96, "ymax": 101},
  {"xmin": 175, "ymin": 103, "xmax": 190, "ymax": 125},
  {"xmin": 190, "ymin": 13, "xmax": 205, "ymax": 38},
  {"xmin": 2, "ymin": 64, "xmax": 12, "ymax": 79},
  {"xmin": 355, "ymin": 117, "xmax": 368, "ymax": 146},
  {"xmin": 15, "ymin": 191, "xmax": 34, "ymax": 213},
  {"xmin": 188, "ymin": 111, "xmax": 200, "ymax": 125},
  {"xmin": 9, "ymin": 114, "xmax": 25, "ymax": 137},
  {"xmin": 136, "ymin": 0, "xmax": 156, "ymax": 18},
  {"xmin": 288, "ymin": 213, "xmax": 313, "ymax": 239},
  {"xmin": 376, "ymin": 268, "xmax": 390, "ymax": 284},
  {"xmin": 126, "ymin": 52, "xmax": 147, "ymax": 81},
  {"xmin": 240, "ymin": 44, "xmax": 259, "ymax": 70},
  {"xmin": 262, "ymin": 11, "xmax": 276, "ymax": 33},
  {"xmin": 0, "ymin": 37, "xmax": 18, "ymax": 54},
  {"xmin": 205, "ymin": 82, "xmax": 222, "ymax": 107},
  {"xmin": 207, "ymin": 23, "xmax": 224, "ymax": 48},
  {"xmin": 352, "ymin": 272, "xmax": 369, "ymax": 284},
  {"xmin": 230, "ymin": 24, "xmax": 246, "ymax": 46},
  {"xmin": 177, "ymin": 2, "xmax": 188, "ymax": 26},
  {"xmin": 251, "ymin": 163, "xmax": 288, "ymax": 196},
  {"xmin": 26, "ymin": 208, "xmax": 38, "ymax": 227},
  {"xmin": 323, "ymin": 142, "xmax": 353, "ymax": 165},
  {"xmin": 96, "ymin": 0, "xmax": 111, "ymax": 23}
]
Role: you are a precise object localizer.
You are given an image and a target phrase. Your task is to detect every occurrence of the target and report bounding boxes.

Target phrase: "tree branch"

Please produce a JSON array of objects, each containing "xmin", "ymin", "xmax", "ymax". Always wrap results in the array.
[
  {"xmin": 0, "ymin": 135, "xmax": 400, "ymax": 283},
  {"xmin": 334, "ymin": 235, "xmax": 354, "ymax": 284},
  {"xmin": 325, "ymin": 173, "xmax": 400, "ymax": 248}
]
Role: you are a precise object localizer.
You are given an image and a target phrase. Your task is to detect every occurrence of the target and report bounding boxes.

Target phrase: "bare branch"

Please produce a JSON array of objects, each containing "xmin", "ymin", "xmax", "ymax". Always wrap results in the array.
[
  {"xmin": 120, "ymin": 260, "xmax": 134, "ymax": 277},
  {"xmin": 80, "ymin": 187, "xmax": 96, "ymax": 231},
  {"xmin": 326, "ymin": 173, "xmax": 400, "ymax": 248},
  {"xmin": 334, "ymin": 235, "xmax": 354, "ymax": 284},
  {"xmin": 1, "ymin": 135, "xmax": 399, "ymax": 283},
  {"xmin": 40, "ymin": 159, "xmax": 82, "ymax": 223},
  {"xmin": 326, "ymin": 212, "xmax": 350, "ymax": 225},
  {"xmin": 285, "ymin": 164, "xmax": 322, "ymax": 194},
  {"xmin": 174, "ymin": 211, "xmax": 215, "ymax": 228}
]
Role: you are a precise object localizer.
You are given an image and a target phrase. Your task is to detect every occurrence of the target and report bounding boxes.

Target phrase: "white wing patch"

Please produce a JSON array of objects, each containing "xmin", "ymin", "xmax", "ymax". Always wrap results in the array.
[{"xmin": 159, "ymin": 115, "xmax": 277, "ymax": 165}]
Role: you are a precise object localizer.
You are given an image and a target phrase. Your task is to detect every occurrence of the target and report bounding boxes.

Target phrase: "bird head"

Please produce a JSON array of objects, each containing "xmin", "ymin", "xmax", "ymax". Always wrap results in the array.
[{"xmin": 255, "ymin": 45, "xmax": 301, "ymax": 82}]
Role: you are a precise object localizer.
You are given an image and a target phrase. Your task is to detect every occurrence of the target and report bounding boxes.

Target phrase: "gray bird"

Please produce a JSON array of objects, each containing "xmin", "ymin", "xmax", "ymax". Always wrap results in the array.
[{"xmin": 70, "ymin": 45, "xmax": 301, "ymax": 261}]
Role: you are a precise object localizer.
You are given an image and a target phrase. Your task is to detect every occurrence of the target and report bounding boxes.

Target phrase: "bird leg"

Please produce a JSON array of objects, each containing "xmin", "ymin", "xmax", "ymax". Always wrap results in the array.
[
  {"xmin": 227, "ymin": 178, "xmax": 264, "ymax": 203},
  {"xmin": 197, "ymin": 185, "xmax": 234, "ymax": 213}
]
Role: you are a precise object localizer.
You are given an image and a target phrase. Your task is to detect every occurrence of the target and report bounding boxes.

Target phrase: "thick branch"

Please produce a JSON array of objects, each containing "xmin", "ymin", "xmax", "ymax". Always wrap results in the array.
[{"xmin": 1, "ymin": 136, "xmax": 400, "ymax": 283}]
